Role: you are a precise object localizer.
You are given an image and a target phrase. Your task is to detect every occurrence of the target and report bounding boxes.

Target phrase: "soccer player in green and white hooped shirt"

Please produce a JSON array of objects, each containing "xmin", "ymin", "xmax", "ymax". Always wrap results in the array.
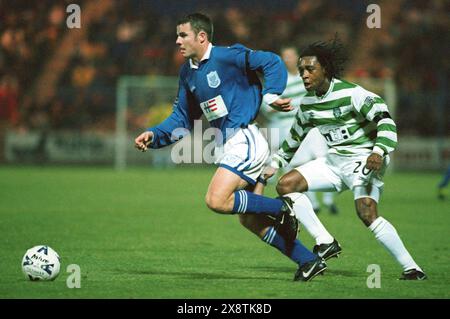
[
  {"xmin": 260, "ymin": 38, "xmax": 426, "ymax": 280},
  {"xmin": 261, "ymin": 46, "xmax": 339, "ymax": 215}
]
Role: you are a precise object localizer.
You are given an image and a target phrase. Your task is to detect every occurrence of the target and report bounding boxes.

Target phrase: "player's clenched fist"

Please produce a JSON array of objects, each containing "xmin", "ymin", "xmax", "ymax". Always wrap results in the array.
[
  {"xmin": 134, "ymin": 131, "xmax": 153, "ymax": 152},
  {"xmin": 366, "ymin": 153, "xmax": 383, "ymax": 172},
  {"xmin": 261, "ymin": 166, "xmax": 278, "ymax": 180}
]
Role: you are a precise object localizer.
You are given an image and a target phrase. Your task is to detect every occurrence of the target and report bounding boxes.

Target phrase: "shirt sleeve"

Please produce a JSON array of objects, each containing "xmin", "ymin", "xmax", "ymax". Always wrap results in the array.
[
  {"xmin": 233, "ymin": 45, "xmax": 287, "ymax": 98},
  {"xmin": 147, "ymin": 77, "xmax": 201, "ymax": 149},
  {"xmin": 352, "ymin": 87, "xmax": 398, "ymax": 155},
  {"xmin": 270, "ymin": 110, "xmax": 312, "ymax": 168}
]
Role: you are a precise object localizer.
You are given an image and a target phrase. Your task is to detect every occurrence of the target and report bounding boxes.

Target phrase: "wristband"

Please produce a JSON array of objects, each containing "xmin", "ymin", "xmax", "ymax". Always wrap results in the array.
[{"xmin": 257, "ymin": 176, "xmax": 267, "ymax": 186}]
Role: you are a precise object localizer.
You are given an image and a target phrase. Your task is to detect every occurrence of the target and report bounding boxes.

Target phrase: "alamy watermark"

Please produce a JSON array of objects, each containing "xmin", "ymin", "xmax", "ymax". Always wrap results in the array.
[
  {"xmin": 366, "ymin": 264, "xmax": 381, "ymax": 288},
  {"xmin": 66, "ymin": 264, "xmax": 81, "ymax": 288},
  {"xmin": 167, "ymin": 120, "xmax": 282, "ymax": 164},
  {"xmin": 65, "ymin": 4, "xmax": 381, "ymax": 32},
  {"xmin": 366, "ymin": 4, "xmax": 381, "ymax": 29},
  {"xmin": 66, "ymin": 4, "xmax": 81, "ymax": 29}
]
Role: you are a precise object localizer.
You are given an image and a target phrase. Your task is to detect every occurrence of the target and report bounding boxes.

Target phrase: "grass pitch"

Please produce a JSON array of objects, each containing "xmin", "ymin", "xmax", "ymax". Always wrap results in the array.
[{"xmin": 0, "ymin": 166, "xmax": 449, "ymax": 298}]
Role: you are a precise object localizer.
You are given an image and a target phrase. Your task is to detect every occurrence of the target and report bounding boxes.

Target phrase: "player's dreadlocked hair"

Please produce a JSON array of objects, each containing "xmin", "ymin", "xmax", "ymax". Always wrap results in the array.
[{"xmin": 299, "ymin": 35, "xmax": 348, "ymax": 80}]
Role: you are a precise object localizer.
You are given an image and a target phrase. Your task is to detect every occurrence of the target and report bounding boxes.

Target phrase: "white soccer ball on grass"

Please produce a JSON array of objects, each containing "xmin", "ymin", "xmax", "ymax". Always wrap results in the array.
[{"xmin": 22, "ymin": 245, "xmax": 61, "ymax": 281}]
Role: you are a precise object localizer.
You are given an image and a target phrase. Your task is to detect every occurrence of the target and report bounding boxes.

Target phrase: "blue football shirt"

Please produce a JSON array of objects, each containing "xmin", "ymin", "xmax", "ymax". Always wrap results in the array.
[{"xmin": 147, "ymin": 43, "xmax": 287, "ymax": 148}]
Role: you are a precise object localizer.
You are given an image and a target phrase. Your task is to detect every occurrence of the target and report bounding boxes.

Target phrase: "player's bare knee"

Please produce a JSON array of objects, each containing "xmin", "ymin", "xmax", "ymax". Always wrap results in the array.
[
  {"xmin": 276, "ymin": 175, "xmax": 296, "ymax": 194},
  {"xmin": 276, "ymin": 171, "xmax": 307, "ymax": 195},
  {"xmin": 205, "ymin": 193, "xmax": 229, "ymax": 214},
  {"xmin": 355, "ymin": 198, "xmax": 378, "ymax": 226}
]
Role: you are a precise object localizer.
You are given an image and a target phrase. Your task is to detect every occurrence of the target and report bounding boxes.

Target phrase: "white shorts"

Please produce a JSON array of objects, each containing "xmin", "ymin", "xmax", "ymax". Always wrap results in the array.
[
  {"xmin": 214, "ymin": 124, "xmax": 269, "ymax": 185},
  {"xmin": 295, "ymin": 153, "xmax": 390, "ymax": 202}
]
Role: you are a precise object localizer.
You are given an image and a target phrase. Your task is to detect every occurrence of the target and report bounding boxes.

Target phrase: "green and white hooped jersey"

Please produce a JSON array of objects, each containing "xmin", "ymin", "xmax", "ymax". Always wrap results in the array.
[{"xmin": 271, "ymin": 78, "xmax": 397, "ymax": 168}]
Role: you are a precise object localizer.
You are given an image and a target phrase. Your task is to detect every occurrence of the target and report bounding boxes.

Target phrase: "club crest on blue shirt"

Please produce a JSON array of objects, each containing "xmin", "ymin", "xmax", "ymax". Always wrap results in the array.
[{"xmin": 207, "ymin": 71, "xmax": 221, "ymax": 88}]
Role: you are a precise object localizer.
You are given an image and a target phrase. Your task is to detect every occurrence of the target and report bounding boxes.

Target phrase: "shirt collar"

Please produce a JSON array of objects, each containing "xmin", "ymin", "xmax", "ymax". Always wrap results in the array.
[
  {"xmin": 316, "ymin": 77, "xmax": 335, "ymax": 99},
  {"xmin": 189, "ymin": 43, "xmax": 213, "ymax": 69}
]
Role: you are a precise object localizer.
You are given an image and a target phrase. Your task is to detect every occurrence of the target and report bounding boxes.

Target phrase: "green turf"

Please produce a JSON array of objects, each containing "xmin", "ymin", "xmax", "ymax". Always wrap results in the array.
[{"xmin": 0, "ymin": 166, "xmax": 449, "ymax": 298}]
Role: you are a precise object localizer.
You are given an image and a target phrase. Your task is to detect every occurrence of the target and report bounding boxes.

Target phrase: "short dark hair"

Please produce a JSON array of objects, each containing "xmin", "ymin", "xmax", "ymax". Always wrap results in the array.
[
  {"xmin": 299, "ymin": 36, "xmax": 347, "ymax": 80},
  {"xmin": 177, "ymin": 13, "xmax": 213, "ymax": 42}
]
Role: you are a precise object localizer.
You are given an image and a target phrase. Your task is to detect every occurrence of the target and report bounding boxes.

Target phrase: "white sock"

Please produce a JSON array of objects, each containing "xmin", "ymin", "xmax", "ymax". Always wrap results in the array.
[
  {"xmin": 305, "ymin": 191, "xmax": 320, "ymax": 211},
  {"xmin": 286, "ymin": 193, "xmax": 334, "ymax": 245},
  {"xmin": 322, "ymin": 192, "xmax": 334, "ymax": 206},
  {"xmin": 369, "ymin": 217, "xmax": 422, "ymax": 272}
]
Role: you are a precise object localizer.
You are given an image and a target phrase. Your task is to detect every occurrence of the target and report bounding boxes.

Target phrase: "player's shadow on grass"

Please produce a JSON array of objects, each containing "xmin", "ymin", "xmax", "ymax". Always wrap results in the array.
[
  {"xmin": 250, "ymin": 266, "xmax": 355, "ymax": 277},
  {"xmin": 116, "ymin": 269, "xmax": 286, "ymax": 281},
  {"xmin": 317, "ymin": 269, "xmax": 355, "ymax": 277},
  {"xmin": 249, "ymin": 266, "xmax": 293, "ymax": 273}
]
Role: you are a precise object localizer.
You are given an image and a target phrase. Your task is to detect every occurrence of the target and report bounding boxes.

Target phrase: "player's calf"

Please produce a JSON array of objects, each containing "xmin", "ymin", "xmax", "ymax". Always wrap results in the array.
[{"xmin": 239, "ymin": 215, "xmax": 273, "ymax": 238}]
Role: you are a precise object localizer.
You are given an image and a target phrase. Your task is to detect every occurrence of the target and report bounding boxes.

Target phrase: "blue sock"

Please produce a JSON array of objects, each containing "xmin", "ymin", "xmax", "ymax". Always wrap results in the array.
[
  {"xmin": 232, "ymin": 190, "xmax": 283, "ymax": 216},
  {"xmin": 438, "ymin": 166, "xmax": 450, "ymax": 188},
  {"xmin": 262, "ymin": 226, "xmax": 317, "ymax": 266}
]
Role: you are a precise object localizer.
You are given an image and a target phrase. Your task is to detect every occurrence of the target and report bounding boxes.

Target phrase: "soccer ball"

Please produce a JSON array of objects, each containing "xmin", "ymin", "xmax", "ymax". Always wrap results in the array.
[{"xmin": 22, "ymin": 245, "xmax": 61, "ymax": 281}]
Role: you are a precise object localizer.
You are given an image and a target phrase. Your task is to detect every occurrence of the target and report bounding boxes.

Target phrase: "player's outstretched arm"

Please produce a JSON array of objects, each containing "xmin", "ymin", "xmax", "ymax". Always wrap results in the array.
[
  {"xmin": 134, "ymin": 131, "xmax": 154, "ymax": 152},
  {"xmin": 352, "ymin": 88, "xmax": 398, "ymax": 164},
  {"xmin": 235, "ymin": 46, "xmax": 288, "ymax": 109},
  {"xmin": 270, "ymin": 97, "xmax": 294, "ymax": 112},
  {"xmin": 253, "ymin": 181, "xmax": 265, "ymax": 195},
  {"xmin": 253, "ymin": 166, "xmax": 278, "ymax": 195}
]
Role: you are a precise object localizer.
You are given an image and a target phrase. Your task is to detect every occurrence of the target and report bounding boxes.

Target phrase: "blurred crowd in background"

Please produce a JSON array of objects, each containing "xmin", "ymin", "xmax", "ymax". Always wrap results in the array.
[{"xmin": 0, "ymin": 0, "xmax": 448, "ymax": 136}]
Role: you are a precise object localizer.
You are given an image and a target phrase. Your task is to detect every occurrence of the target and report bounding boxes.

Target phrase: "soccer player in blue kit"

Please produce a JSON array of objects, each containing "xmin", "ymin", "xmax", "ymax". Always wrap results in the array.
[
  {"xmin": 135, "ymin": 13, "xmax": 326, "ymax": 281},
  {"xmin": 437, "ymin": 165, "xmax": 450, "ymax": 200}
]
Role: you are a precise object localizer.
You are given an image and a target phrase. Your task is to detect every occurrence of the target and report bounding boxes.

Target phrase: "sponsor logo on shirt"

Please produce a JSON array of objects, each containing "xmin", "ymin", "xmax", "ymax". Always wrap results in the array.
[
  {"xmin": 202, "ymin": 99, "xmax": 218, "ymax": 113},
  {"xmin": 200, "ymin": 95, "xmax": 228, "ymax": 121}
]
